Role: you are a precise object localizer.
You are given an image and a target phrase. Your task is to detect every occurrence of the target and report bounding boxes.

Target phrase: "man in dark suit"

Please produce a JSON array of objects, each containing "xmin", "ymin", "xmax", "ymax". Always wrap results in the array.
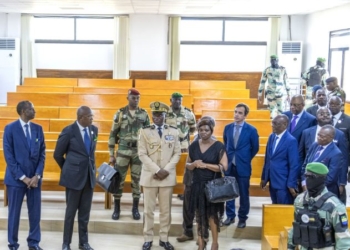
[
  {"xmin": 54, "ymin": 106, "xmax": 98, "ymax": 250},
  {"xmin": 306, "ymin": 89, "xmax": 328, "ymax": 117},
  {"xmin": 283, "ymin": 94, "xmax": 317, "ymax": 144},
  {"xmin": 222, "ymin": 103, "xmax": 259, "ymax": 228},
  {"xmin": 3, "ymin": 101, "xmax": 46, "ymax": 250},
  {"xmin": 300, "ymin": 125, "xmax": 343, "ymax": 197},
  {"xmin": 261, "ymin": 115, "xmax": 299, "ymax": 204}
]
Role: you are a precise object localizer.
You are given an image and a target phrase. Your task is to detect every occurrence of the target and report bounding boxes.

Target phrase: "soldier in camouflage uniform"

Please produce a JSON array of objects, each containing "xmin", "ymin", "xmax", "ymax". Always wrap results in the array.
[
  {"xmin": 301, "ymin": 57, "xmax": 329, "ymax": 108},
  {"xmin": 288, "ymin": 162, "xmax": 350, "ymax": 250},
  {"xmin": 258, "ymin": 55, "xmax": 291, "ymax": 119},
  {"xmin": 108, "ymin": 88, "xmax": 150, "ymax": 220},
  {"xmin": 326, "ymin": 77, "xmax": 346, "ymax": 112},
  {"xmin": 165, "ymin": 92, "xmax": 196, "ymax": 153}
]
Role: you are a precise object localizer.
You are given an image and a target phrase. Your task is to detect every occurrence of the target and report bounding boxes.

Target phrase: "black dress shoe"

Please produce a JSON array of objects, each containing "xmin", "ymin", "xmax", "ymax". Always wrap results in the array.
[
  {"xmin": 142, "ymin": 241, "xmax": 153, "ymax": 250},
  {"xmin": 159, "ymin": 240, "xmax": 174, "ymax": 250},
  {"xmin": 62, "ymin": 244, "xmax": 71, "ymax": 250},
  {"xmin": 29, "ymin": 246, "xmax": 43, "ymax": 250},
  {"xmin": 222, "ymin": 217, "xmax": 235, "ymax": 226},
  {"xmin": 79, "ymin": 243, "xmax": 94, "ymax": 250},
  {"xmin": 237, "ymin": 221, "xmax": 246, "ymax": 228}
]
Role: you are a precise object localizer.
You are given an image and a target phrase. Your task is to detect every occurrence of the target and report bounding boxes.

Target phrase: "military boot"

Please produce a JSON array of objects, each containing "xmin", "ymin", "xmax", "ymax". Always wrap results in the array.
[
  {"xmin": 112, "ymin": 199, "xmax": 121, "ymax": 220},
  {"xmin": 132, "ymin": 198, "xmax": 141, "ymax": 220}
]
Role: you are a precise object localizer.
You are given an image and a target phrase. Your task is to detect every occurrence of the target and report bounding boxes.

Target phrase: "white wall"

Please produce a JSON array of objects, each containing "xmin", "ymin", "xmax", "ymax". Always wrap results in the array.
[
  {"xmin": 303, "ymin": 3, "xmax": 350, "ymax": 71},
  {"xmin": 129, "ymin": 14, "xmax": 168, "ymax": 71},
  {"xmin": 0, "ymin": 13, "xmax": 21, "ymax": 38}
]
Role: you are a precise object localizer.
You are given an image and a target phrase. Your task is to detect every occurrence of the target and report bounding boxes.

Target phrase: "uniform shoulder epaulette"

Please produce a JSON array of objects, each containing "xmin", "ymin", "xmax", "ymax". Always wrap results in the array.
[
  {"xmin": 142, "ymin": 125, "xmax": 151, "ymax": 129},
  {"xmin": 169, "ymin": 125, "xmax": 178, "ymax": 130},
  {"xmin": 119, "ymin": 107, "xmax": 125, "ymax": 112},
  {"xmin": 184, "ymin": 107, "xmax": 192, "ymax": 112},
  {"xmin": 139, "ymin": 108, "xmax": 147, "ymax": 112}
]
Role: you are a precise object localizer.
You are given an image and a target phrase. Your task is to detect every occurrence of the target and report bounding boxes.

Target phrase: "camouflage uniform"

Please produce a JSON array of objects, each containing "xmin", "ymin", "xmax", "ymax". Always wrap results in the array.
[
  {"xmin": 302, "ymin": 65, "xmax": 329, "ymax": 108},
  {"xmin": 287, "ymin": 188, "xmax": 350, "ymax": 249},
  {"xmin": 258, "ymin": 66, "xmax": 290, "ymax": 118},
  {"xmin": 108, "ymin": 106, "xmax": 150, "ymax": 199},
  {"xmin": 328, "ymin": 87, "xmax": 346, "ymax": 112},
  {"xmin": 165, "ymin": 106, "xmax": 196, "ymax": 150}
]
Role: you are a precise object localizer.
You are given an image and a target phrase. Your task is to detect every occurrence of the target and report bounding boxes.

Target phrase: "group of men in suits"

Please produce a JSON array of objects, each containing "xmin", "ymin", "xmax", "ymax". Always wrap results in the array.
[{"xmin": 261, "ymin": 92, "xmax": 350, "ymax": 205}]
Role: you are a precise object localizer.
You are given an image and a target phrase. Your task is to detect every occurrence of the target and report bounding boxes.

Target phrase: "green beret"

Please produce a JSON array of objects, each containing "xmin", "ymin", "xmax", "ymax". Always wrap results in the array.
[
  {"xmin": 171, "ymin": 92, "xmax": 183, "ymax": 98},
  {"xmin": 326, "ymin": 77, "xmax": 337, "ymax": 83},
  {"xmin": 317, "ymin": 57, "xmax": 326, "ymax": 63},
  {"xmin": 306, "ymin": 162, "xmax": 329, "ymax": 175},
  {"xmin": 270, "ymin": 55, "xmax": 278, "ymax": 59}
]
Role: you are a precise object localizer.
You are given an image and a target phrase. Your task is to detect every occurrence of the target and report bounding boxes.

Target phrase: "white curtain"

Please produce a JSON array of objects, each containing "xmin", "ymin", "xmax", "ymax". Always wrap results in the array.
[
  {"xmin": 113, "ymin": 16, "xmax": 130, "ymax": 79},
  {"xmin": 21, "ymin": 15, "xmax": 36, "ymax": 83},
  {"xmin": 266, "ymin": 17, "xmax": 281, "ymax": 67},
  {"xmin": 167, "ymin": 17, "xmax": 181, "ymax": 80}
]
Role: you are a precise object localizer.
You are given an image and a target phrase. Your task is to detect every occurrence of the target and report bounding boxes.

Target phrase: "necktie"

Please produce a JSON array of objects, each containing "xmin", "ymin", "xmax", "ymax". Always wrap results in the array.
[
  {"xmin": 24, "ymin": 124, "xmax": 31, "ymax": 148},
  {"xmin": 234, "ymin": 124, "xmax": 240, "ymax": 148},
  {"xmin": 290, "ymin": 115, "xmax": 299, "ymax": 132},
  {"xmin": 332, "ymin": 116, "xmax": 336, "ymax": 126},
  {"xmin": 313, "ymin": 146, "xmax": 324, "ymax": 161},
  {"xmin": 158, "ymin": 126, "xmax": 162, "ymax": 138},
  {"xmin": 83, "ymin": 128, "xmax": 91, "ymax": 154},
  {"xmin": 272, "ymin": 136, "xmax": 279, "ymax": 153}
]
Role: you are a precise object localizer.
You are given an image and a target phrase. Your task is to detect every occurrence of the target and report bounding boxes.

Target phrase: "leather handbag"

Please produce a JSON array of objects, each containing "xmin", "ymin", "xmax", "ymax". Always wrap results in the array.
[
  {"xmin": 205, "ymin": 164, "xmax": 240, "ymax": 203},
  {"xmin": 96, "ymin": 162, "xmax": 121, "ymax": 194}
]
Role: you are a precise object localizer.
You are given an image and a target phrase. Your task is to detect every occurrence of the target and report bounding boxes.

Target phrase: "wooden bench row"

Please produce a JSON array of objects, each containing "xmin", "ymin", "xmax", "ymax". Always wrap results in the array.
[
  {"xmin": 24, "ymin": 78, "xmax": 247, "ymax": 90},
  {"xmin": 262, "ymin": 205, "xmax": 350, "ymax": 250},
  {"xmin": 0, "ymin": 117, "xmax": 272, "ymax": 136}
]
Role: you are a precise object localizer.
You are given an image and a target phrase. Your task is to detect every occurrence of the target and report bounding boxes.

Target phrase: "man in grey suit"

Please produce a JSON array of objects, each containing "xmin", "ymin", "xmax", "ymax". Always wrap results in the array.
[
  {"xmin": 306, "ymin": 89, "xmax": 328, "ymax": 117},
  {"xmin": 54, "ymin": 106, "xmax": 98, "ymax": 250}
]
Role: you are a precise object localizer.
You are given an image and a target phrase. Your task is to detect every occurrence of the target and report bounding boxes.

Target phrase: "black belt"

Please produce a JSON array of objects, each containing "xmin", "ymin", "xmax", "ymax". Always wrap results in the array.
[{"xmin": 120, "ymin": 141, "xmax": 137, "ymax": 147}]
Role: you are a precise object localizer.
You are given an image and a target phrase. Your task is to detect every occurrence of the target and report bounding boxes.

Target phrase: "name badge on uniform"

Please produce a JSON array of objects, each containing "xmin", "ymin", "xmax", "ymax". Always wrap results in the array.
[{"xmin": 165, "ymin": 135, "xmax": 174, "ymax": 141}]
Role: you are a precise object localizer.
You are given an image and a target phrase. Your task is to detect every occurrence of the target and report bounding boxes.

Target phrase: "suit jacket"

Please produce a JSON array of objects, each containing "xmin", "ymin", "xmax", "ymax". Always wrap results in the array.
[
  {"xmin": 223, "ymin": 122, "xmax": 259, "ymax": 177},
  {"xmin": 299, "ymin": 125, "xmax": 348, "ymax": 184},
  {"xmin": 53, "ymin": 122, "xmax": 98, "ymax": 190},
  {"xmin": 3, "ymin": 120, "xmax": 46, "ymax": 187},
  {"xmin": 283, "ymin": 110, "xmax": 317, "ymax": 143},
  {"xmin": 306, "ymin": 105, "xmax": 318, "ymax": 117},
  {"xmin": 301, "ymin": 142, "xmax": 343, "ymax": 188},
  {"xmin": 138, "ymin": 124, "xmax": 181, "ymax": 187},
  {"xmin": 261, "ymin": 131, "xmax": 299, "ymax": 190}
]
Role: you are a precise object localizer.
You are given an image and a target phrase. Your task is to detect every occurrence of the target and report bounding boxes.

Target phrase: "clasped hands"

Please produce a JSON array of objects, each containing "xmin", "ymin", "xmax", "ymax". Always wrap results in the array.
[
  {"xmin": 193, "ymin": 160, "xmax": 206, "ymax": 169},
  {"xmin": 22, "ymin": 176, "xmax": 39, "ymax": 189},
  {"xmin": 153, "ymin": 169, "xmax": 169, "ymax": 180}
]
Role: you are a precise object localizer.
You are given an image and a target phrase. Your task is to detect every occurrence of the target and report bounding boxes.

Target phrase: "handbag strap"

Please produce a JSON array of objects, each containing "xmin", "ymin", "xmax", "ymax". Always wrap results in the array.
[{"xmin": 214, "ymin": 164, "xmax": 224, "ymax": 178}]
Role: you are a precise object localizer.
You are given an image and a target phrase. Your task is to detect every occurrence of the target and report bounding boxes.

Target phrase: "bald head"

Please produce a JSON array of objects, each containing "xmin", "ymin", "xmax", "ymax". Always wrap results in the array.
[
  {"xmin": 272, "ymin": 114, "xmax": 289, "ymax": 135},
  {"xmin": 77, "ymin": 106, "xmax": 93, "ymax": 127},
  {"xmin": 317, "ymin": 124, "xmax": 335, "ymax": 146},
  {"xmin": 290, "ymin": 95, "xmax": 305, "ymax": 115},
  {"xmin": 328, "ymin": 96, "xmax": 342, "ymax": 116}
]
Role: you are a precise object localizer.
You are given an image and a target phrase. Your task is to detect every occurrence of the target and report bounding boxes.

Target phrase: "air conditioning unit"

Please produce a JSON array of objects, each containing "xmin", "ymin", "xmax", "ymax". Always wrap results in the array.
[
  {"xmin": 0, "ymin": 38, "xmax": 20, "ymax": 104},
  {"xmin": 277, "ymin": 41, "xmax": 303, "ymax": 79}
]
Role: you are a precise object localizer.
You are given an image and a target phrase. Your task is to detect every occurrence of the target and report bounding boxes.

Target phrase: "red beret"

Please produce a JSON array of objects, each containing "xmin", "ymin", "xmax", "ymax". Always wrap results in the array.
[{"xmin": 128, "ymin": 88, "xmax": 140, "ymax": 96}]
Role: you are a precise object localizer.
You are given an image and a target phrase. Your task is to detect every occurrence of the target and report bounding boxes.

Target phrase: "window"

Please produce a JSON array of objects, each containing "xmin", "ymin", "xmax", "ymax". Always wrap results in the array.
[{"xmin": 179, "ymin": 17, "xmax": 269, "ymax": 72}]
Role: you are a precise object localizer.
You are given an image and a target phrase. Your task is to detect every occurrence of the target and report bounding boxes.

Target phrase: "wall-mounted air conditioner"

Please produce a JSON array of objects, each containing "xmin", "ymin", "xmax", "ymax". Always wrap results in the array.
[
  {"xmin": 277, "ymin": 41, "xmax": 303, "ymax": 79},
  {"xmin": 0, "ymin": 38, "xmax": 20, "ymax": 104}
]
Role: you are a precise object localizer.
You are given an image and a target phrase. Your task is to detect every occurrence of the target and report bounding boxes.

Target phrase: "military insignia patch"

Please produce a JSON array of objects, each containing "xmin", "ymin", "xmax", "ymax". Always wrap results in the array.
[{"xmin": 339, "ymin": 214, "xmax": 348, "ymax": 227}]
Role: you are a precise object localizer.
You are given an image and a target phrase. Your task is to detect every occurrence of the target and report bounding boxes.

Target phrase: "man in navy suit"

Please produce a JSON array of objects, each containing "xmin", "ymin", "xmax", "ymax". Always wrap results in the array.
[
  {"xmin": 306, "ymin": 89, "xmax": 328, "ymax": 117},
  {"xmin": 54, "ymin": 106, "xmax": 98, "ymax": 250},
  {"xmin": 261, "ymin": 115, "xmax": 299, "ymax": 204},
  {"xmin": 222, "ymin": 103, "xmax": 259, "ymax": 228},
  {"xmin": 300, "ymin": 125, "xmax": 343, "ymax": 197},
  {"xmin": 3, "ymin": 101, "xmax": 46, "ymax": 250},
  {"xmin": 283, "ymin": 94, "xmax": 317, "ymax": 144}
]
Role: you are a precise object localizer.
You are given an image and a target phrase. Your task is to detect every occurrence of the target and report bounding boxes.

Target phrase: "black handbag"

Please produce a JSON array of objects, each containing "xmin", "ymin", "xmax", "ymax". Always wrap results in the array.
[
  {"xmin": 204, "ymin": 164, "xmax": 240, "ymax": 203},
  {"xmin": 96, "ymin": 162, "xmax": 121, "ymax": 194}
]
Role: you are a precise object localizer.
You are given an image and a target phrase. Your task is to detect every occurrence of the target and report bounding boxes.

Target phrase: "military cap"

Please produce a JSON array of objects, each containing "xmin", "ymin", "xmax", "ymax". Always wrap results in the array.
[
  {"xmin": 270, "ymin": 54, "xmax": 278, "ymax": 59},
  {"xmin": 325, "ymin": 77, "xmax": 337, "ymax": 83},
  {"xmin": 317, "ymin": 57, "xmax": 326, "ymax": 63},
  {"xmin": 150, "ymin": 101, "xmax": 169, "ymax": 113},
  {"xmin": 306, "ymin": 162, "xmax": 329, "ymax": 175},
  {"xmin": 312, "ymin": 85, "xmax": 322, "ymax": 93},
  {"xmin": 128, "ymin": 88, "xmax": 140, "ymax": 95},
  {"xmin": 171, "ymin": 92, "xmax": 183, "ymax": 98}
]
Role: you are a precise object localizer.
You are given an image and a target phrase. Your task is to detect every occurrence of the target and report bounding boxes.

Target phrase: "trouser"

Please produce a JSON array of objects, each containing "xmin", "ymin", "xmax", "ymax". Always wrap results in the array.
[
  {"xmin": 63, "ymin": 180, "xmax": 93, "ymax": 245},
  {"xmin": 305, "ymin": 86, "xmax": 314, "ymax": 108},
  {"xmin": 269, "ymin": 186, "xmax": 293, "ymax": 205},
  {"xmin": 143, "ymin": 186, "xmax": 173, "ymax": 242},
  {"xmin": 113, "ymin": 148, "xmax": 141, "ymax": 199},
  {"xmin": 339, "ymin": 188, "xmax": 347, "ymax": 204},
  {"xmin": 182, "ymin": 185, "xmax": 195, "ymax": 236},
  {"xmin": 225, "ymin": 176, "xmax": 250, "ymax": 222},
  {"xmin": 7, "ymin": 185, "xmax": 41, "ymax": 249},
  {"xmin": 266, "ymin": 92, "xmax": 284, "ymax": 119}
]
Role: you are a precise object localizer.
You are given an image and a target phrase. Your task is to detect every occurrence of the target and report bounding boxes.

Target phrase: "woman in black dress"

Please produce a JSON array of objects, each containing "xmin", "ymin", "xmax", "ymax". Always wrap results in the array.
[{"xmin": 186, "ymin": 119, "xmax": 228, "ymax": 250}]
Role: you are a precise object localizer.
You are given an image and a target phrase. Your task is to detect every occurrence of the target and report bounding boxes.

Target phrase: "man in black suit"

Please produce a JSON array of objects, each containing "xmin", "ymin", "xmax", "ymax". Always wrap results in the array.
[
  {"xmin": 54, "ymin": 106, "xmax": 98, "ymax": 250},
  {"xmin": 306, "ymin": 89, "xmax": 328, "ymax": 117}
]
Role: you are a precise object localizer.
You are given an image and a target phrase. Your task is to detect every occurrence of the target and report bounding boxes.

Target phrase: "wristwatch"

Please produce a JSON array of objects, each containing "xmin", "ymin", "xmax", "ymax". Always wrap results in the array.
[{"xmin": 35, "ymin": 174, "xmax": 41, "ymax": 180}]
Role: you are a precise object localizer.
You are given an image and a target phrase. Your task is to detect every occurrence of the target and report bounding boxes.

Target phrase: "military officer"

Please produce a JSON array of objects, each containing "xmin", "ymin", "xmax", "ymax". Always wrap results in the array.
[
  {"xmin": 138, "ymin": 101, "xmax": 181, "ymax": 250},
  {"xmin": 165, "ymin": 92, "xmax": 196, "ymax": 153},
  {"xmin": 288, "ymin": 162, "xmax": 350, "ymax": 250},
  {"xmin": 258, "ymin": 55, "xmax": 290, "ymax": 119},
  {"xmin": 326, "ymin": 77, "xmax": 346, "ymax": 112},
  {"xmin": 108, "ymin": 88, "xmax": 150, "ymax": 220}
]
